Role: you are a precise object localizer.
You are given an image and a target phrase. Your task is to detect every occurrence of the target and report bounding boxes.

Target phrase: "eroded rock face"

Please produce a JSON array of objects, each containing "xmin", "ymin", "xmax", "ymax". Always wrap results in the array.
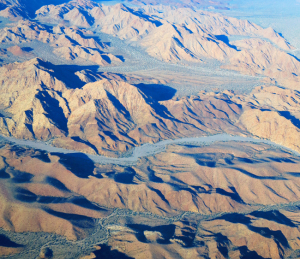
[
  {"xmin": 1, "ymin": 0, "xmax": 298, "ymax": 87},
  {"xmin": 99, "ymin": 210, "xmax": 300, "ymax": 259},
  {"xmin": 0, "ymin": 20, "xmax": 123, "ymax": 66},
  {"xmin": 1, "ymin": 139, "xmax": 300, "ymax": 258},
  {"xmin": 0, "ymin": 58, "xmax": 244, "ymax": 155},
  {"xmin": 233, "ymin": 86, "xmax": 300, "ymax": 153},
  {"xmin": 223, "ymin": 38, "xmax": 300, "ymax": 88},
  {"xmin": 32, "ymin": 1, "xmax": 300, "ymax": 87},
  {"xmin": 1, "ymin": 57, "xmax": 300, "ymax": 156},
  {"xmin": 0, "ymin": 1, "xmax": 300, "ymax": 258}
]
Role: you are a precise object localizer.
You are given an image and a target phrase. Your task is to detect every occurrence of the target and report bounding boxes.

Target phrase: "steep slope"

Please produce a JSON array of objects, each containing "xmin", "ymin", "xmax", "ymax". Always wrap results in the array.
[
  {"xmin": 1, "ymin": 1, "xmax": 300, "ymax": 259},
  {"xmin": 1, "ymin": 58, "xmax": 300, "ymax": 156},
  {"xmin": 36, "ymin": 0, "xmax": 97, "ymax": 27},
  {"xmin": 0, "ymin": 0, "xmax": 68, "ymax": 19},
  {"xmin": 1, "ymin": 138, "xmax": 300, "ymax": 258},
  {"xmin": 94, "ymin": 3, "xmax": 160, "ymax": 40},
  {"xmin": 99, "ymin": 208, "xmax": 300, "ymax": 259},
  {"xmin": 223, "ymin": 38, "xmax": 300, "ymax": 88},
  {"xmin": 0, "ymin": 58, "xmax": 246, "ymax": 155},
  {"xmin": 36, "ymin": 2, "xmax": 160, "ymax": 40},
  {"xmin": 146, "ymin": 6, "xmax": 294, "ymax": 51},
  {"xmin": 0, "ymin": 58, "xmax": 70, "ymax": 141},
  {"xmin": 0, "ymin": 20, "xmax": 122, "ymax": 65},
  {"xmin": 33, "ymin": 0, "xmax": 298, "ymax": 86},
  {"xmin": 36, "ymin": 2, "xmax": 240, "ymax": 62},
  {"xmin": 139, "ymin": 22, "xmax": 236, "ymax": 62},
  {"xmin": 234, "ymin": 86, "xmax": 300, "ymax": 153}
]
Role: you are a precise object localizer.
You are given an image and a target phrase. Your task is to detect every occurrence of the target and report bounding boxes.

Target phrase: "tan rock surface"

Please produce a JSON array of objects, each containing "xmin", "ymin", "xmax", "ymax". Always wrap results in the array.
[
  {"xmin": 0, "ymin": 20, "xmax": 122, "ymax": 65},
  {"xmin": 33, "ymin": 1, "xmax": 299, "ymax": 86},
  {"xmin": 0, "ymin": 58, "xmax": 246, "ymax": 155},
  {"xmin": 1, "ymin": 140, "xmax": 300, "ymax": 257},
  {"xmin": 233, "ymin": 86, "xmax": 300, "ymax": 153},
  {"xmin": 223, "ymin": 38, "xmax": 300, "ymax": 88},
  {"xmin": 7, "ymin": 45, "xmax": 33, "ymax": 57},
  {"xmin": 139, "ymin": 22, "xmax": 235, "ymax": 62},
  {"xmin": 1, "ymin": 2, "xmax": 300, "ymax": 259},
  {"xmin": 1, "ymin": 58, "xmax": 300, "ymax": 156}
]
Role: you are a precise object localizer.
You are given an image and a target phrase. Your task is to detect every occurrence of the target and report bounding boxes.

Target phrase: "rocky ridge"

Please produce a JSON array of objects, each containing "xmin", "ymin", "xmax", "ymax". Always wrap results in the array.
[
  {"xmin": 1, "ymin": 139, "xmax": 300, "ymax": 258},
  {"xmin": 0, "ymin": 19, "xmax": 123, "ymax": 65},
  {"xmin": 1, "ymin": 1, "xmax": 298, "ymax": 88},
  {"xmin": 32, "ymin": 1, "xmax": 300, "ymax": 88},
  {"xmin": 0, "ymin": 58, "xmax": 300, "ymax": 157},
  {"xmin": 0, "ymin": 1, "xmax": 300, "ymax": 258}
]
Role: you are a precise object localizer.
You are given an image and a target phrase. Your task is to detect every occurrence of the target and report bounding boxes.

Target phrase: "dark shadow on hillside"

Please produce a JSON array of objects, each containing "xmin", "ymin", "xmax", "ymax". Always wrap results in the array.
[
  {"xmin": 215, "ymin": 233, "xmax": 231, "ymax": 258},
  {"xmin": 14, "ymin": 187, "xmax": 37, "ymax": 203},
  {"xmin": 45, "ymin": 176, "xmax": 70, "ymax": 192},
  {"xmin": 216, "ymin": 213, "xmax": 252, "ymax": 224},
  {"xmin": 288, "ymin": 53, "xmax": 300, "ymax": 62},
  {"xmin": 237, "ymin": 246, "xmax": 269, "ymax": 259},
  {"xmin": 0, "ymin": 169, "xmax": 10, "ymax": 179},
  {"xmin": 23, "ymin": 0, "xmax": 71, "ymax": 16},
  {"xmin": 105, "ymin": 91, "xmax": 132, "ymax": 118},
  {"xmin": 9, "ymin": 169, "xmax": 34, "ymax": 183},
  {"xmin": 77, "ymin": 9, "xmax": 95, "ymax": 26},
  {"xmin": 36, "ymin": 59, "xmax": 99, "ymax": 89},
  {"xmin": 148, "ymin": 186, "xmax": 170, "ymax": 206},
  {"xmin": 32, "ymin": 151, "xmax": 51, "ymax": 163},
  {"xmin": 216, "ymin": 187, "xmax": 245, "ymax": 204},
  {"xmin": 113, "ymin": 167, "xmax": 137, "ymax": 184},
  {"xmin": 135, "ymin": 83, "xmax": 177, "ymax": 102},
  {"xmin": 100, "ymin": 54, "xmax": 112, "ymax": 63},
  {"xmin": 43, "ymin": 208, "xmax": 96, "ymax": 229},
  {"xmin": 278, "ymin": 111, "xmax": 300, "ymax": 128},
  {"xmin": 115, "ymin": 55, "xmax": 125, "ymax": 62},
  {"xmin": 93, "ymin": 244, "xmax": 134, "ymax": 259},
  {"xmin": 71, "ymin": 197, "xmax": 109, "ymax": 212},
  {"xmin": 0, "ymin": 234, "xmax": 23, "ymax": 248},
  {"xmin": 147, "ymin": 166, "xmax": 163, "ymax": 183},
  {"xmin": 51, "ymin": 152, "xmax": 95, "ymax": 178},
  {"xmin": 216, "ymin": 212, "xmax": 290, "ymax": 248},
  {"xmin": 169, "ymin": 183, "xmax": 198, "ymax": 196},
  {"xmin": 249, "ymin": 210, "xmax": 296, "ymax": 227},
  {"xmin": 264, "ymin": 157, "xmax": 295, "ymax": 163},
  {"xmin": 14, "ymin": 185, "xmax": 108, "ymax": 212},
  {"xmin": 287, "ymin": 172, "xmax": 300, "ymax": 177},
  {"xmin": 248, "ymin": 225, "xmax": 289, "ymax": 248},
  {"xmin": 229, "ymin": 167, "xmax": 287, "ymax": 180},
  {"xmin": 126, "ymin": 6, "xmax": 163, "ymax": 27},
  {"xmin": 215, "ymin": 35, "xmax": 238, "ymax": 51},
  {"xmin": 71, "ymin": 137, "xmax": 99, "ymax": 154},
  {"xmin": 35, "ymin": 89, "xmax": 69, "ymax": 135}
]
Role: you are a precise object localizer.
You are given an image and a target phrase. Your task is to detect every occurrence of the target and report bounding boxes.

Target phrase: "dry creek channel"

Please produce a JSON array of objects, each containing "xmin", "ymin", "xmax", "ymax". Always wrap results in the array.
[{"xmin": 1, "ymin": 134, "xmax": 299, "ymax": 165}]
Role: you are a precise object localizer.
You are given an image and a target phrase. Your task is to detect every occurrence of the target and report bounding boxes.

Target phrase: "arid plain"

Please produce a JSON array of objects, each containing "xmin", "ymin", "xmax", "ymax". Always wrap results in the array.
[{"xmin": 0, "ymin": 0, "xmax": 300, "ymax": 258}]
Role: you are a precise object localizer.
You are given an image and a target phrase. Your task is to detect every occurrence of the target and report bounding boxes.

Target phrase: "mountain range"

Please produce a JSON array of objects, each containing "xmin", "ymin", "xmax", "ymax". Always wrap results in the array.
[{"xmin": 0, "ymin": 0, "xmax": 300, "ymax": 258}]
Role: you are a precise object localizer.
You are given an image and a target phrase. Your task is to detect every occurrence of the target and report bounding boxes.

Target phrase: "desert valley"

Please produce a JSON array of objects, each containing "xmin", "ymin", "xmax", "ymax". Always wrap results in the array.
[{"xmin": 0, "ymin": 0, "xmax": 300, "ymax": 258}]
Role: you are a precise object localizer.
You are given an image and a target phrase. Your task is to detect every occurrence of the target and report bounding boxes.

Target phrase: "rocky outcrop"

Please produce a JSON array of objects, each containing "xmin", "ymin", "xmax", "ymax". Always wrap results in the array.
[
  {"xmin": 33, "ymin": 1, "xmax": 300, "ymax": 87},
  {"xmin": 0, "ymin": 20, "xmax": 123, "ymax": 65},
  {"xmin": 0, "ymin": 58, "xmax": 245, "ymax": 155},
  {"xmin": 223, "ymin": 38, "xmax": 300, "ymax": 88},
  {"xmin": 1, "ymin": 58, "xmax": 300, "ymax": 156},
  {"xmin": 1, "ymin": 137, "xmax": 300, "ymax": 259}
]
